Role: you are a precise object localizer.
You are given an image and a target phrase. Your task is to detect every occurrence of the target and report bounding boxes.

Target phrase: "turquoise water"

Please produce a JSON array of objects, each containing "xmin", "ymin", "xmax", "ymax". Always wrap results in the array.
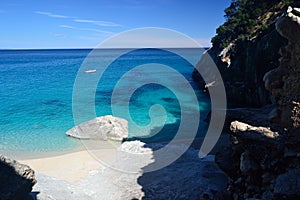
[{"xmin": 0, "ymin": 48, "xmax": 209, "ymax": 152}]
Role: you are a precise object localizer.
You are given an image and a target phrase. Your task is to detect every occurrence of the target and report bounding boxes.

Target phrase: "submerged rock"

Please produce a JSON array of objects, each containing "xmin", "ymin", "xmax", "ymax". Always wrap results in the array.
[
  {"xmin": 0, "ymin": 155, "xmax": 36, "ymax": 200},
  {"xmin": 66, "ymin": 115, "xmax": 128, "ymax": 141}
]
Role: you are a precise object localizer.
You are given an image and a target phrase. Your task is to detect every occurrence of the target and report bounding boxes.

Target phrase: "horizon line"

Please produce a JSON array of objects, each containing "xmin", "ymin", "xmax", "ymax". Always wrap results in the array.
[{"xmin": 0, "ymin": 47, "xmax": 210, "ymax": 51}]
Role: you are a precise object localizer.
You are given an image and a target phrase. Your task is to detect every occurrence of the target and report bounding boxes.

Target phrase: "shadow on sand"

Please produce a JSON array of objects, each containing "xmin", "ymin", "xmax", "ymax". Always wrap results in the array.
[{"xmin": 128, "ymin": 122, "xmax": 230, "ymax": 200}]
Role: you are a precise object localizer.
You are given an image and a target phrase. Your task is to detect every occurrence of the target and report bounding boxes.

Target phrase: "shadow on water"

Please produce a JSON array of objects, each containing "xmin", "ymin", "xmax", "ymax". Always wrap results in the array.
[{"xmin": 126, "ymin": 120, "xmax": 180, "ymax": 145}]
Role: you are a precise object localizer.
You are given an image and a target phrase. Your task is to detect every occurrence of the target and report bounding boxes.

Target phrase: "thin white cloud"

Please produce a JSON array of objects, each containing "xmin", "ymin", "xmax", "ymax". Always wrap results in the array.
[
  {"xmin": 74, "ymin": 19, "xmax": 95, "ymax": 23},
  {"xmin": 35, "ymin": 11, "xmax": 120, "ymax": 27},
  {"xmin": 80, "ymin": 28, "xmax": 113, "ymax": 34},
  {"xmin": 60, "ymin": 24, "xmax": 114, "ymax": 35},
  {"xmin": 35, "ymin": 11, "xmax": 70, "ymax": 18},
  {"xmin": 74, "ymin": 19, "xmax": 121, "ymax": 27},
  {"xmin": 60, "ymin": 25, "xmax": 75, "ymax": 29}
]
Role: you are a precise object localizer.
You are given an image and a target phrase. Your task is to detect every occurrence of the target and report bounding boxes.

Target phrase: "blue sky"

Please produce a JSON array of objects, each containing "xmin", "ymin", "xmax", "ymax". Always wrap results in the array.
[{"xmin": 0, "ymin": 0, "xmax": 231, "ymax": 49}]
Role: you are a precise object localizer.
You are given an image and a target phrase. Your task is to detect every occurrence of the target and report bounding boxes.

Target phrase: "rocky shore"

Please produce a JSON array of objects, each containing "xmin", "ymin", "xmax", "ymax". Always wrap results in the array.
[
  {"xmin": 0, "ymin": 155, "xmax": 36, "ymax": 200},
  {"xmin": 194, "ymin": 2, "xmax": 300, "ymax": 199}
]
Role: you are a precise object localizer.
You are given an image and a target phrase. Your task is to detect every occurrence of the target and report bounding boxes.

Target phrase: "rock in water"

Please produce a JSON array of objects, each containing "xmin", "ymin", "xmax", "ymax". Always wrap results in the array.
[
  {"xmin": 66, "ymin": 115, "xmax": 128, "ymax": 141},
  {"xmin": 0, "ymin": 155, "xmax": 36, "ymax": 200}
]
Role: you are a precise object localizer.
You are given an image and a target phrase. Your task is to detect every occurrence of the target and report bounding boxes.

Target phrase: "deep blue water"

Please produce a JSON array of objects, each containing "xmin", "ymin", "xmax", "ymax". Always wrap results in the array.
[{"xmin": 0, "ymin": 48, "xmax": 209, "ymax": 152}]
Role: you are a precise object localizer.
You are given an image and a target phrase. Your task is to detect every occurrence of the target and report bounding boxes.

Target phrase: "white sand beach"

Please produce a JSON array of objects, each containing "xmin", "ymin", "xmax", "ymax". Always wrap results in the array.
[
  {"xmin": 14, "ymin": 139, "xmax": 229, "ymax": 199},
  {"xmin": 20, "ymin": 150, "xmax": 102, "ymax": 182}
]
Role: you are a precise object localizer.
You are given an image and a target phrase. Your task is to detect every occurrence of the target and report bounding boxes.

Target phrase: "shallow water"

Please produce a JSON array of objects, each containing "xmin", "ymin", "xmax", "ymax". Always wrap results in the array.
[{"xmin": 0, "ymin": 48, "xmax": 209, "ymax": 152}]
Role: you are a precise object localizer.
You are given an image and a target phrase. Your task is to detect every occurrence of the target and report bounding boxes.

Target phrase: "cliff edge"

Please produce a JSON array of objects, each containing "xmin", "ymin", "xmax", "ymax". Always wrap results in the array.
[{"xmin": 194, "ymin": 1, "xmax": 300, "ymax": 199}]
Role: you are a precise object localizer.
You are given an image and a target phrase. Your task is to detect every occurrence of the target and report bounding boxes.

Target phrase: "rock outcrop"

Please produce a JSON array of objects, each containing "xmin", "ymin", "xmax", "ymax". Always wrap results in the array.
[
  {"xmin": 0, "ymin": 155, "xmax": 36, "ymax": 200},
  {"xmin": 193, "ymin": 31, "xmax": 287, "ymax": 108},
  {"xmin": 264, "ymin": 5, "xmax": 300, "ymax": 130},
  {"xmin": 215, "ymin": 119, "xmax": 300, "ymax": 199},
  {"xmin": 66, "ymin": 115, "xmax": 128, "ymax": 141},
  {"xmin": 193, "ymin": 6, "xmax": 288, "ymax": 108},
  {"xmin": 211, "ymin": 2, "xmax": 300, "ymax": 199}
]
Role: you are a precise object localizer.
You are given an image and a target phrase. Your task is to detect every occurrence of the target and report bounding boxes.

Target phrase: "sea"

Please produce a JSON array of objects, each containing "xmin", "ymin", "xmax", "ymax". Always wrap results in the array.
[{"xmin": 0, "ymin": 48, "xmax": 210, "ymax": 153}]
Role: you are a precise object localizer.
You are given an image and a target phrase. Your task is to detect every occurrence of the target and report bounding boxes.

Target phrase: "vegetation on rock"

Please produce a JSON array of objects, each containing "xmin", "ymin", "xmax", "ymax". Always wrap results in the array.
[{"xmin": 212, "ymin": 0, "xmax": 294, "ymax": 49}]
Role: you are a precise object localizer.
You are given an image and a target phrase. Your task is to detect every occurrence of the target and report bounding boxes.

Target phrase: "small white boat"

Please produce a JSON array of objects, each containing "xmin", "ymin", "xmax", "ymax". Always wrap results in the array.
[{"xmin": 85, "ymin": 69, "xmax": 96, "ymax": 73}]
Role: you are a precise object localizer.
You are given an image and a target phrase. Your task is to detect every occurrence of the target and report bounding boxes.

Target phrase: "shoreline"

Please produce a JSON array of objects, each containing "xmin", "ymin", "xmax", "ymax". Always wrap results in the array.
[
  {"xmin": 15, "ymin": 140, "xmax": 123, "ymax": 182},
  {"xmin": 1, "ymin": 135, "xmax": 231, "ymax": 199},
  {"xmin": 4, "ymin": 134, "xmax": 230, "ymax": 183},
  {"xmin": 3, "ymin": 133, "xmax": 230, "ymax": 160}
]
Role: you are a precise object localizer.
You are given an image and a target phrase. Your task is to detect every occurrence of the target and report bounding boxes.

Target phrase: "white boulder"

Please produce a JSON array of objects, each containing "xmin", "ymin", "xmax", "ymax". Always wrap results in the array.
[{"xmin": 66, "ymin": 115, "xmax": 128, "ymax": 141}]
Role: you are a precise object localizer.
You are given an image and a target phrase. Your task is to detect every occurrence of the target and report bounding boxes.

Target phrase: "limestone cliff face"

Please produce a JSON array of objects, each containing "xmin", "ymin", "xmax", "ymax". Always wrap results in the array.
[
  {"xmin": 194, "ymin": 1, "xmax": 300, "ymax": 131},
  {"xmin": 193, "ymin": 26, "xmax": 287, "ymax": 108},
  {"xmin": 264, "ymin": 6, "xmax": 300, "ymax": 130},
  {"xmin": 192, "ymin": 0, "xmax": 295, "ymax": 108},
  {"xmin": 211, "ymin": 3, "xmax": 300, "ymax": 199}
]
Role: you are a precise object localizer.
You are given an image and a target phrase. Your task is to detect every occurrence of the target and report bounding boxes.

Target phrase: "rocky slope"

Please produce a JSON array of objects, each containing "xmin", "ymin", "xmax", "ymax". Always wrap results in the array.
[{"xmin": 194, "ymin": 1, "xmax": 300, "ymax": 199}]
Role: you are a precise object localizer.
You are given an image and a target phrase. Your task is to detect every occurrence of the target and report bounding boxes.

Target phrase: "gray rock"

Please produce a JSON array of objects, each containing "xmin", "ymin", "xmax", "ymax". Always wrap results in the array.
[
  {"xmin": 230, "ymin": 121, "xmax": 279, "ymax": 138},
  {"xmin": 276, "ymin": 7, "xmax": 300, "ymax": 42},
  {"xmin": 66, "ymin": 115, "xmax": 128, "ymax": 141},
  {"xmin": 215, "ymin": 147, "xmax": 238, "ymax": 178},
  {"xmin": 264, "ymin": 5, "xmax": 300, "ymax": 129},
  {"xmin": 118, "ymin": 140, "xmax": 152, "ymax": 154},
  {"xmin": 0, "ymin": 155, "xmax": 36, "ymax": 200},
  {"xmin": 262, "ymin": 190, "xmax": 274, "ymax": 200},
  {"xmin": 274, "ymin": 168, "xmax": 300, "ymax": 197},
  {"xmin": 240, "ymin": 151, "xmax": 259, "ymax": 174}
]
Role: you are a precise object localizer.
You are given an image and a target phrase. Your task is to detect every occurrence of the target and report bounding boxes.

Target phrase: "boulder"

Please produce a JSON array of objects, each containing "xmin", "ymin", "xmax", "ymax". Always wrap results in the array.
[
  {"xmin": 240, "ymin": 151, "xmax": 259, "ymax": 174},
  {"xmin": 230, "ymin": 121, "xmax": 279, "ymax": 139},
  {"xmin": 66, "ymin": 115, "xmax": 128, "ymax": 141},
  {"xmin": 0, "ymin": 155, "xmax": 36, "ymax": 200},
  {"xmin": 274, "ymin": 168, "xmax": 300, "ymax": 198}
]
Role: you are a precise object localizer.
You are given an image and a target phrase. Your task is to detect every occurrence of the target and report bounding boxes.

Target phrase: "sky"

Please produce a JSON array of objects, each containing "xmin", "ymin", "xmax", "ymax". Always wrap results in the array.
[{"xmin": 0, "ymin": 0, "xmax": 231, "ymax": 49}]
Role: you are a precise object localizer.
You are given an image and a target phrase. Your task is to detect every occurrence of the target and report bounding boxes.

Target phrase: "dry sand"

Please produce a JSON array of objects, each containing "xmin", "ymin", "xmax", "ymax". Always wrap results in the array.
[
  {"xmin": 20, "ymin": 150, "xmax": 102, "ymax": 182},
  {"xmin": 13, "ymin": 138, "xmax": 229, "ymax": 199},
  {"xmin": 19, "ymin": 140, "xmax": 123, "ymax": 183},
  {"xmin": 18, "ymin": 135, "xmax": 230, "ymax": 183}
]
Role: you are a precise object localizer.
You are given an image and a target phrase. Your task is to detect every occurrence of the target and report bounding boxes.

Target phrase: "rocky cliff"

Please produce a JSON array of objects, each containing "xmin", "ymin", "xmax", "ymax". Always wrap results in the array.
[
  {"xmin": 193, "ymin": 1, "xmax": 290, "ymax": 108},
  {"xmin": 264, "ymin": 5, "xmax": 300, "ymax": 131},
  {"xmin": 195, "ymin": 1, "xmax": 300, "ymax": 199}
]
